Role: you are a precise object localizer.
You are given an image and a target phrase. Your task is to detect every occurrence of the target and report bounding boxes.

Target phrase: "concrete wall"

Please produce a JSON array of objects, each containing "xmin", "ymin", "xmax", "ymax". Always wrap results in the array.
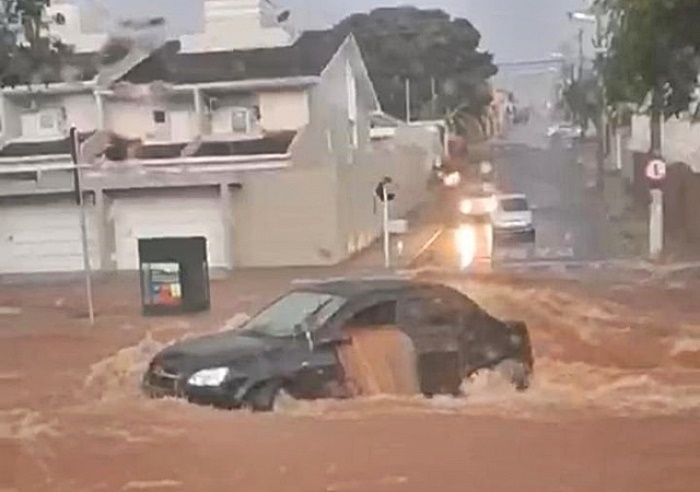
[
  {"xmin": 0, "ymin": 92, "xmax": 97, "ymax": 140},
  {"xmin": 230, "ymin": 35, "xmax": 435, "ymax": 267},
  {"xmin": 630, "ymin": 114, "xmax": 700, "ymax": 172},
  {"xmin": 104, "ymin": 95, "xmax": 195, "ymax": 141},
  {"xmin": 258, "ymin": 90, "xmax": 309, "ymax": 131},
  {"xmin": 232, "ymin": 165, "xmax": 339, "ymax": 267},
  {"xmin": 0, "ymin": 96, "xmax": 23, "ymax": 141}
]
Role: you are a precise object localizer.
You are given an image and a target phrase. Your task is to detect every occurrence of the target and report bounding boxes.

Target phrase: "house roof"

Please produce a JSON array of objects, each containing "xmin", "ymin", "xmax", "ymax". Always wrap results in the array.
[
  {"xmin": 1, "ymin": 29, "xmax": 345, "ymax": 89},
  {"xmin": 121, "ymin": 30, "xmax": 345, "ymax": 85}
]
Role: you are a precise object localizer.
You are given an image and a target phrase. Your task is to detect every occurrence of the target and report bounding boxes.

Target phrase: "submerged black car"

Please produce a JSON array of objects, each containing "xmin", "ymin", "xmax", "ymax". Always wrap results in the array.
[{"xmin": 142, "ymin": 278, "xmax": 534, "ymax": 411}]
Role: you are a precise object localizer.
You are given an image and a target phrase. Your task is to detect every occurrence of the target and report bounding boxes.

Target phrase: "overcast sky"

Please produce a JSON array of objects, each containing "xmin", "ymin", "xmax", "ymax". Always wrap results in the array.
[
  {"xmin": 85, "ymin": 0, "xmax": 592, "ymax": 64},
  {"xmin": 283, "ymin": 0, "xmax": 591, "ymax": 63}
]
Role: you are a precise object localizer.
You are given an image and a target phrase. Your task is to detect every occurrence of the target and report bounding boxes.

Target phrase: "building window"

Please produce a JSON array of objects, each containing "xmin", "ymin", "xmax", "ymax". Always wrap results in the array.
[
  {"xmin": 231, "ymin": 108, "xmax": 250, "ymax": 133},
  {"xmin": 153, "ymin": 110, "xmax": 166, "ymax": 124}
]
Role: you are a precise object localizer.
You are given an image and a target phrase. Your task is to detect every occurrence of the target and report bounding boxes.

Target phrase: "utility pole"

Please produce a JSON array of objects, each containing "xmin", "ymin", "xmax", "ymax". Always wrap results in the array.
[
  {"xmin": 594, "ymin": 11, "xmax": 606, "ymax": 192},
  {"xmin": 648, "ymin": 37, "xmax": 665, "ymax": 260},
  {"xmin": 69, "ymin": 127, "xmax": 95, "ymax": 325},
  {"xmin": 375, "ymin": 177, "xmax": 395, "ymax": 269},
  {"xmin": 405, "ymin": 78, "xmax": 411, "ymax": 122},
  {"xmin": 577, "ymin": 28, "xmax": 584, "ymax": 82}
]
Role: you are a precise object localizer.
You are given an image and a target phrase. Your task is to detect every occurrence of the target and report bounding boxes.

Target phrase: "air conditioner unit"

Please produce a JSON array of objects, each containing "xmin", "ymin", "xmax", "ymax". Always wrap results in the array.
[{"xmin": 211, "ymin": 106, "xmax": 255, "ymax": 135}]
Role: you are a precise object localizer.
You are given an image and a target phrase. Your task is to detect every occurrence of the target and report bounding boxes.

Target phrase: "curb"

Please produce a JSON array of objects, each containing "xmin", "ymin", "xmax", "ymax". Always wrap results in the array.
[{"xmin": 405, "ymin": 227, "xmax": 444, "ymax": 268}]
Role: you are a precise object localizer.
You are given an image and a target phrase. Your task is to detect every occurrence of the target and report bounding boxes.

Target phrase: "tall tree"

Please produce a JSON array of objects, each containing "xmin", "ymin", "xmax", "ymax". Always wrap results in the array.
[
  {"xmin": 598, "ymin": 0, "xmax": 700, "ymax": 153},
  {"xmin": 332, "ymin": 7, "xmax": 498, "ymax": 129},
  {"xmin": 0, "ymin": 0, "xmax": 71, "ymax": 86}
]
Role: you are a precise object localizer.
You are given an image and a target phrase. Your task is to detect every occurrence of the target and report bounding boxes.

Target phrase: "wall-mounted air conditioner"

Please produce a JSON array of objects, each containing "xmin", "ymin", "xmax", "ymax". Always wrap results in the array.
[{"xmin": 211, "ymin": 106, "xmax": 256, "ymax": 135}]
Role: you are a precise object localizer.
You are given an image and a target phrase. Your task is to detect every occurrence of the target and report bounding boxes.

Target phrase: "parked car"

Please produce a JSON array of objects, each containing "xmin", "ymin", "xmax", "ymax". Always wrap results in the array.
[
  {"xmin": 142, "ymin": 278, "xmax": 534, "ymax": 411},
  {"xmin": 547, "ymin": 123, "xmax": 583, "ymax": 149},
  {"xmin": 491, "ymin": 194, "xmax": 536, "ymax": 240}
]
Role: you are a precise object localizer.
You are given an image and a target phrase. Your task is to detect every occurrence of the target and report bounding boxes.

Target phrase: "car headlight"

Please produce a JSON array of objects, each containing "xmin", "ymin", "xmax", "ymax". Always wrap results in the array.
[
  {"xmin": 459, "ymin": 199, "xmax": 472, "ymax": 214},
  {"xmin": 443, "ymin": 172, "xmax": 461, "ymax": 187},
  {"xmin": 188, "ymin": 367, "xmax": 230, "ymax": 387}
]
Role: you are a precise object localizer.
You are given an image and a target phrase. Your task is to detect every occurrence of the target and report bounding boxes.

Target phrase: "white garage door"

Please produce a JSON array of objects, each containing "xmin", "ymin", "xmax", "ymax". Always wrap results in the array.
[
  {"xmin": 0, "ymin": 200, "xmax": 99, "ymax": 274},
  {"xmin": 112, "ymin": 190, "xmax": 228, "ymax": 270}
]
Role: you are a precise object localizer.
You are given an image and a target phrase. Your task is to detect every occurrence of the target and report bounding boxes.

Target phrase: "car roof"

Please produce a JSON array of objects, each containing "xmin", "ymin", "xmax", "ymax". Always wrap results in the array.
[
  {"xmin": 291, "ymin": 278, "xmax": 442, "ymax": 299},
  {"xmin": 497, "ymin": 193, "xmax": 528, "ymax": 200}
]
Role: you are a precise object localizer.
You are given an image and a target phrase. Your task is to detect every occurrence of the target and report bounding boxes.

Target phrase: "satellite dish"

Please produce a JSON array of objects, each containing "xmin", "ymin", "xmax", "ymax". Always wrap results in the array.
[{"xmin": 277, "ymin": 10, "xmax": 290, "ymax": 23}]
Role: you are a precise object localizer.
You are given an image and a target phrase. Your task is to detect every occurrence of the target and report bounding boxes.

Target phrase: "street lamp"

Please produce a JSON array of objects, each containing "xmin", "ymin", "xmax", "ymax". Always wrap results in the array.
[
  {"xmin": 568, "ymin": 11, "xmax": 596, "ymax": 23},
  {"xmin": 567, "ymin": 9, "xmax": 608, "ymax": 191}
]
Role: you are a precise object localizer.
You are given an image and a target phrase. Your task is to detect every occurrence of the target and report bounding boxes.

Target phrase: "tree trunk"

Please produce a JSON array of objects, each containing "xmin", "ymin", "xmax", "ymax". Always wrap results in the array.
[{"xmin": 650, "ymin": 85, "xmax": 663, "ymax": 156}]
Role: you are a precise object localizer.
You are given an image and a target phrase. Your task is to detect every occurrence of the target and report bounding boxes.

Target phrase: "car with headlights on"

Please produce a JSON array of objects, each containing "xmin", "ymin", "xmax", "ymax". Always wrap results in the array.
[
  {"xmin": 458, "ymin": 182, "xmax": 497, "ymax": 223},
  {"xmin": 142, "ymin": 278, "xmax": 534, "ymax": 411}
]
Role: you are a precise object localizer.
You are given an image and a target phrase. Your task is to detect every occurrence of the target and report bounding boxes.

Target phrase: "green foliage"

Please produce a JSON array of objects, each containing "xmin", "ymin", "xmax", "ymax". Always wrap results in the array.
[
  {"xmin": 0, "ymin": 0, "xmax": 71, "ymax": 85},
  {"xmin": 598, "ymin": 0, "xmax": 700, "ymax": 118},
  {"xmin": 332, "ymin": 7, "xmax": 498, "ymax": 125}
]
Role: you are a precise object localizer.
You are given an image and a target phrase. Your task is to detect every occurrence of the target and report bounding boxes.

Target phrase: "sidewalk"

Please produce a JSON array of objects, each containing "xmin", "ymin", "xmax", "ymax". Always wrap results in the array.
[{"xmin": 338, "ymin": 197, "xmax": 444, "ymax": 273}]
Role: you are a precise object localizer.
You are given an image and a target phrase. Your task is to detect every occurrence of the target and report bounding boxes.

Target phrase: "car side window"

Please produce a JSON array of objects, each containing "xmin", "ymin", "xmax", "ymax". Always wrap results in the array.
[
  {"xmin": 399, "ymin": 293, "xmax": 459, "ymax": 327},
  {"xmin": 345, "ymin": 301, "xmax": 397, "ymax": 327}
]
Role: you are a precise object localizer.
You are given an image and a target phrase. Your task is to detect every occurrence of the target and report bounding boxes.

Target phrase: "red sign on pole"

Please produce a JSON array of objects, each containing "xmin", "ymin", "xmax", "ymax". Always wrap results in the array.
[{"xmin": 645, "ymin": 158, "xmax": 667, "ymax": 181}]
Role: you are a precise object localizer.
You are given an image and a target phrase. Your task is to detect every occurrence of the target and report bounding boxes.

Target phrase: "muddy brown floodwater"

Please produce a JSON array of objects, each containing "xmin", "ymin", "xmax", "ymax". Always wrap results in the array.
[{"xmin": 1, "ymin": 270, "xmax": 699, "ymax": 492}]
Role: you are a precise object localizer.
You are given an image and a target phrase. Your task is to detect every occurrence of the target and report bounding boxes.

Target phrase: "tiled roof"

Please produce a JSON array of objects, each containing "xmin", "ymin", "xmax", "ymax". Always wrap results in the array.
[
  {"xmin": 0, "ymin": 30, "xmax": 345, "ymax": 89},
  {"xmin": 122, "ymin": 30, "xmax": 344, "ymax": 85}
]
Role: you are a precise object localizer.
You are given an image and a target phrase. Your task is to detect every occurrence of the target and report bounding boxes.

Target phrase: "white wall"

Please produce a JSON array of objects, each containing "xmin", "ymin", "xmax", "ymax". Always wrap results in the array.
[
  {"xmin": 630, "ymin": 114, "xmax": 700, "ymax": 172},
  {"xmin": 0, "ymin": 92, "xmax": 97, "ymax": 140},
  {"xmin": 49, "ymin": 0, "xmax": 294, "ymax": 53},
  {"xmin": 104, "ymin": 97, "xmax": 195, "ymax": 141},
  {"xmin": 0, "ymin": 96, "xmax": 23, "ymax": 141},
  {"xmin": 258, "ymin": 90, "xmax": 309, "ymax": 131},
  {"xmin": 63, "ymin": 93, "xmax": 99, "ymax": 132}
]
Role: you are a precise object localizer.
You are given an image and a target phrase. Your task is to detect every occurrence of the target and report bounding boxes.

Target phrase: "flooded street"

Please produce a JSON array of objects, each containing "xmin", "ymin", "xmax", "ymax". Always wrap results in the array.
[{"xmin": 2, "ymin": 269, "xmax": 699, "ymax": 491}]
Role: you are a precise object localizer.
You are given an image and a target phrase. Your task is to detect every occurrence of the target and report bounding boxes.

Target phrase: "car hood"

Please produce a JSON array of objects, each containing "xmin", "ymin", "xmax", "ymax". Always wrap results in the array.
[{"xmin": 153, "ymin": 330, "xmax": 280, "ymax": 374}]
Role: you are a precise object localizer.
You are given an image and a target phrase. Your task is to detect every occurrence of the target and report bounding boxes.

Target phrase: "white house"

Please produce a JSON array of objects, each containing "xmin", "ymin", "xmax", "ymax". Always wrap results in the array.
[
  {"xmin": 46, "ymin": 0, "xmax": 297, "ymax": 54},
  {"xmin": 0, "ymin": 31, "xmax": 438, "ymax": 275}
]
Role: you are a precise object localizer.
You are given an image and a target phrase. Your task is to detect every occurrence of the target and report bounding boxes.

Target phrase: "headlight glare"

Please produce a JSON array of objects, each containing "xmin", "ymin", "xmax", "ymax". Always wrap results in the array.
[
  {"xmin": 459, "ymin": 199, "xmax": 473, "ymax": 214},
  {"xmin": 188, "ymin": 367, "xmax": 230, "ymax": 387}
]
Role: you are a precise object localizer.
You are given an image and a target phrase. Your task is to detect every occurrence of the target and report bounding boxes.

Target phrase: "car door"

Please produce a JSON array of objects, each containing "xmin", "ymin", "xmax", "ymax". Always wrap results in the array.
[
  {"xmin": 396, "ymin": 288, "xmax": 464, "ymax": 395},
  {"xmin": 284, "ymin": 331, "xmax": 344, "ymax": 399},
  {"xmin": 440, "ymin": 288, "xmax": 513, "ymax": 372}
]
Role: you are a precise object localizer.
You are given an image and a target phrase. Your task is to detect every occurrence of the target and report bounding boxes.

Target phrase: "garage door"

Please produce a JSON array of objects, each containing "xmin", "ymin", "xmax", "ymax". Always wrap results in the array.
[
  {"xmin": 0, "ymin": 200, "xmax": 99, "ymax": 274},
  {"xmin": 112, "ymin": 190, "xmax": 228, "ymax": 270}
]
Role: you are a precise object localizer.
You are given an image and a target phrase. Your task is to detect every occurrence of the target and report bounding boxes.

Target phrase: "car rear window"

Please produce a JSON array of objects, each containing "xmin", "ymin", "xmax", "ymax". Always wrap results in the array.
[{"xmin": 499, "ymin": 198, "xmax": 529, "ymax": 211}]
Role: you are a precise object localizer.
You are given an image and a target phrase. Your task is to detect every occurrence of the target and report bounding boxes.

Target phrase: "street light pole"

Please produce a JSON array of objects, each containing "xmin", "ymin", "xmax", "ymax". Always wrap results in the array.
[
  {"xmin": 568, "ymin": 9, "xmax": 607, "ymax": 192},
  {"xmin": 69, "ymin": 127, "xmax": 95, "ymax": 325}
]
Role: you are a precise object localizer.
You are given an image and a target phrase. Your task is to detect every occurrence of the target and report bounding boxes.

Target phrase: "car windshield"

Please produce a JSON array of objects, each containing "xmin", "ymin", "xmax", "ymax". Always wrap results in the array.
[
  {"xmin": 242, "ymin": 291, "xmax": 346, "ymax": 338},
  {"xmin": 500, "ymin": 197, "xmax": 529, "ymax": 212}
]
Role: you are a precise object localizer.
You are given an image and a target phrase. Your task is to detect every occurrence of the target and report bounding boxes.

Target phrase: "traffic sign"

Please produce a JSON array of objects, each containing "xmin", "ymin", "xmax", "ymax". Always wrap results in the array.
[
  {"xmin": 375, "ymin": 178, "xmax": 396, "ymax": 202},
  {"xmin": 645, "ymin": 158, "xmax": 667, "ymax": 181}
]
